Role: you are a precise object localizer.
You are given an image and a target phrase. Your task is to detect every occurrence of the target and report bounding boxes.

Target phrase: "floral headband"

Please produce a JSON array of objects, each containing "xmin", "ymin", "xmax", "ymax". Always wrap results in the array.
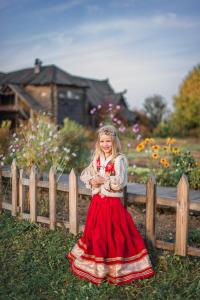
[{"xmin": 98, "ymin": 126, "xmax": 117, "ymax": 136}]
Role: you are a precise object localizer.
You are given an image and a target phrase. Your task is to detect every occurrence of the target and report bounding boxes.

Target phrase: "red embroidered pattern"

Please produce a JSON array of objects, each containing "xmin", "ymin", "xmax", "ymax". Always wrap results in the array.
[{"xmin": 96, "ymin": 158, "xmax": 115, "ymax": 176}]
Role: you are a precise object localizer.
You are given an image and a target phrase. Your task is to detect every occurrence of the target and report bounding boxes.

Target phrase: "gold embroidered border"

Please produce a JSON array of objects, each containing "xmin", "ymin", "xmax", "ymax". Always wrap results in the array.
[{"xmin": 77, "ymin": 239, "xmax": 148, "ymax": 262}]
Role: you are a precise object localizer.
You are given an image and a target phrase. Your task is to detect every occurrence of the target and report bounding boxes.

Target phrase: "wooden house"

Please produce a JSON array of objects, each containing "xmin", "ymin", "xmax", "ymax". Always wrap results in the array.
[{"xmin": 0, "ymin": 59, "xmax": 135, "ymax": 128}]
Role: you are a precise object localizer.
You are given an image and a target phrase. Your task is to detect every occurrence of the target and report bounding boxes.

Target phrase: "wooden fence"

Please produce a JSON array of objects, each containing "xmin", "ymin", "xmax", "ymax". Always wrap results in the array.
[{"xmin": 0, "ymin": 160, "xmax": 200, "ymax": 257}]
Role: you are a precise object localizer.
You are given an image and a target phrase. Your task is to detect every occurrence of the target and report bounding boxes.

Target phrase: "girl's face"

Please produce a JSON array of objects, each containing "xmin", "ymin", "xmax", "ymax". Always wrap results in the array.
[{"xmin": 99, "ymin": 134, "xmax": 112, "ymax": 156}]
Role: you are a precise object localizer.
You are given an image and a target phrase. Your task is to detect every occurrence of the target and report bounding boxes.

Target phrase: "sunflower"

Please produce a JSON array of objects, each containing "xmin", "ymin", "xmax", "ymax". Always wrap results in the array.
[
  {"xmin": 144, "ymin": 138, "xmax": 151, "ymax": 144},
  {"xmin": 164, "ymin": 162, "xmax": 170, "ymax": 168},
  {"xmin": 160, "ymin": 158, "xmax": 167, "ymax": 164},
  {"xmin": 136, "ymin": 142, "xmax": 145, "ymax": 152},
  {"xmin": 152, "ymin": 144, "xmax": 160, "ymax": 151},
  {"xmin": 162, "ymin": 145, "xmax": 168, "ymax": 151},
  {"xmin": 152, "ymin": 153, "xmax": 159, "ymax": 159},
  {"xmin": 172, "ymin": 147, "xmax": 180, "ymax": 154},
  {"xmin": 166, "ymin": 137, "xmax": 176, "ymax": 145}
]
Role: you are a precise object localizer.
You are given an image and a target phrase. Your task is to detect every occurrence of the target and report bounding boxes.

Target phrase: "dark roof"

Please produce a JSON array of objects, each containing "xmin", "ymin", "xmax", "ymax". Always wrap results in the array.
[
  {"xmin": 9, "ymin": 84, "xmax": 45, "ymax": 112},
  {"xmin": 0, "ymin": 65, "xmax": 88, "ymax": 88}
]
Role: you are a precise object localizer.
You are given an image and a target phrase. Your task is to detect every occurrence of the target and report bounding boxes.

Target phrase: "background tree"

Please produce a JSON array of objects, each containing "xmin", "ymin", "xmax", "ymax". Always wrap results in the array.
[
  {"xmin": 172, "ymin": 64, "xmax": 200, "ymax": 136},
  {"xmin": 142, "ymin": 94, "xmax": 167, "ymax": 130}
]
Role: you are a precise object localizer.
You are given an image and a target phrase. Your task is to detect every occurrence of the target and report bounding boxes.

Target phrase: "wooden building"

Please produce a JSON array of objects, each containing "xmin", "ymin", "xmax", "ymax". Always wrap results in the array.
[{"xmin": 0, "ymin": 59, "xmax": 135, "ymax": 128}]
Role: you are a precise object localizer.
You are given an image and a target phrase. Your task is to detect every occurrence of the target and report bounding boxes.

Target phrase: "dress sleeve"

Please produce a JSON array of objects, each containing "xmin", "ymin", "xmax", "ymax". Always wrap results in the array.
[
  {"xmin": 104, "ymin": 155, "xmax": 128, "ymax": 191},
  {"xmin": 80, "ymin": 161, "xmax": 96, "ymax": 189}
]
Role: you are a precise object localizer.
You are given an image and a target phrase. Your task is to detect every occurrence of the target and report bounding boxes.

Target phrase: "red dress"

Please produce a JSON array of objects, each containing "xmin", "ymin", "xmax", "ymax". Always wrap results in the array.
[{"xmin": 66, "ymin": 158, "xmax": 155, "ymax": 285}]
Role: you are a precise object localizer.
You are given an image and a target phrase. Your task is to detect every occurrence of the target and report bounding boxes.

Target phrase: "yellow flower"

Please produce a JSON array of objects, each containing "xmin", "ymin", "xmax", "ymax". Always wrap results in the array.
[
  {"xmin": 166, "ymin": 137, "xmax": 176, "ymax": 145},
  {"xmin": 136, "ymin": 142, "xmax": 145, "ymax": 152},
  {"xmin": 164, "ymin": 162, "xmax": 170, "ymax": 168},
  {"xmin": 144, "ymin": 138, "xmax": 151, "ymax": 144},
  {"xmin": 152, "ymin": 153, "xmax": 159, "ymax": 159},
  {"xmin": 149, "ymin": 138, "xmax": 155, "ymax": 144},
  {"xmin": 160, "ymin": 158, "xmax": 167, "ymax": 164},
  {"xmin": 162, "ymin": 145, "xmax": 168, "ymax": 151},
  {"xmin": 152, "ymin": 144, "xmax": 160, "ymax": 151},
  {"xmin": 172, "ymin": 147, "xmax": 180, "ymax": 154}
]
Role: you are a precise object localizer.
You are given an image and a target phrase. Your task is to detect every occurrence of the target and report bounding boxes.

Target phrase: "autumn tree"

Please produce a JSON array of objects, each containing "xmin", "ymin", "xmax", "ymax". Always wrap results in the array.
[{"xmin": 173, "ymin": 64, "xmax": 200, "ymax": 136}]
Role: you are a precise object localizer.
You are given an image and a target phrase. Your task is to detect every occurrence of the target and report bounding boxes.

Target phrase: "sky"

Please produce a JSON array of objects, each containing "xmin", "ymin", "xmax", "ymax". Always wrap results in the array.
[{"xmin": 0, "ymin": 0, "xmax": 200, "ymax": 110}]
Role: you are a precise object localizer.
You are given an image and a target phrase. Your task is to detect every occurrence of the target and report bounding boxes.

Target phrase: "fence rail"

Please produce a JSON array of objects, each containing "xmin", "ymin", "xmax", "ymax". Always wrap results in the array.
[{"xmin": 0, "ymin": 160, "xmax": 200, "ymax": 257}]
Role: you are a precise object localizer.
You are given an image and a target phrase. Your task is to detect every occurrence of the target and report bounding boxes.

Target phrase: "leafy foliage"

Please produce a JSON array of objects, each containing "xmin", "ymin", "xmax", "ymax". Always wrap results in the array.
[{"xmin": 172, "ymin": 64, "xmax": 200, "ymax": 136}]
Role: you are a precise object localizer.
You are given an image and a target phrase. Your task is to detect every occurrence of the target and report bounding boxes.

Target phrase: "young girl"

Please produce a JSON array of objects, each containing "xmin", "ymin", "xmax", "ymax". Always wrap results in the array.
[{"xmin": 66, "ymin": 125, "xmax": 155, "ymax": 285}]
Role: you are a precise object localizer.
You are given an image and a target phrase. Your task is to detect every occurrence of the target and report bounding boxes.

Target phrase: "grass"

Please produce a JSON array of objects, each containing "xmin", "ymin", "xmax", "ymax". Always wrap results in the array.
[{"xmin": 1, "ymin": 211, "xmax": 200, "ymax": 300}]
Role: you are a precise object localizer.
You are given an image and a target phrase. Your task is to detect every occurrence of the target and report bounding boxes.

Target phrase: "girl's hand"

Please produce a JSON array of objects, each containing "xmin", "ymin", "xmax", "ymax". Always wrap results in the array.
[{"xmin": 89, "ymin": 176, "xmax": 105, "ymax": 187}]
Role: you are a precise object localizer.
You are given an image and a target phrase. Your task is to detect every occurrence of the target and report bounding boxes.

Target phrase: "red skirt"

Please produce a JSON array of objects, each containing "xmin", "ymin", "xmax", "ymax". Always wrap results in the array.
[{"xmin": 66, "ymin": 193, "xmax": 155, "ymax": 285}]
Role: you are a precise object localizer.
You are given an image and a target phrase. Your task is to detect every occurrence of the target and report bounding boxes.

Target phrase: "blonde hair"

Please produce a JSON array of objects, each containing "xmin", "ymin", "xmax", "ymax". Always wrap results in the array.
[{"xmin": 91, "ymin": 125, "xmax": 122, "ymax": 162}]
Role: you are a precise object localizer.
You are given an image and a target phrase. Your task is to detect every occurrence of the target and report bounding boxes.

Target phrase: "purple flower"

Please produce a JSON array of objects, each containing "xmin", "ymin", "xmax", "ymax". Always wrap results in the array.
[
  {"xmin": 116, "ymin": 105, "xmax": 121, "ymax": 110},
  {"xmin": 127, "ymin": 143, "xmax": 131, "ymax": 147},
  {"xmin": 109, "ymin": 103, "xmax": 113, "ymax": 107},
  {"xmin": 117, "ymin": 120, "xmax": 121, "ymax": 125},
  {"xmin": 132, "ymin": 124, "xmax": 140, "ymax": 133},
  {"xmin": 97, "ymin": 105, "xmax": 102, "ymax": 109}
]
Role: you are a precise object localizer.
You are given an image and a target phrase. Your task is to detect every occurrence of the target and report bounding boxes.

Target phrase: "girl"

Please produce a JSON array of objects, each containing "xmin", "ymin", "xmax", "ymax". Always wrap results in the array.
[{"xmin": 66, "ymin": 125, "xmax": 155, "ymax": 285}]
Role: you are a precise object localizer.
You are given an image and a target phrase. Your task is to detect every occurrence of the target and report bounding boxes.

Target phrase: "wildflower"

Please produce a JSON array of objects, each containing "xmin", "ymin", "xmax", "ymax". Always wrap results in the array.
[
  {"xmin": 164, "ymin": 162, "xmax": 170, "ymax": 168},
  {"xmin": 163, "ymin": 146, "xmax": 168, "ymax": 151},
  {"xmin": 152, "ymin": 153, "xmax": 159, "ymax": 159},
  {"xmin": 63, "ymin": 147, "xmax": 70, "ymax": 153},
  {"xmin": 127, "ymin": 143, "xmax": 131, "ymax": 148},
  {"xmin": 166, "ymin": 137, "xmax": 176, "ymax": 145},
  {"xmin": 136, "ymin": 134, "xmax": 142, "ymax": 141},
  {"xmin": 109, "ymin": 103, "xmax": 113, "ymax": 107},
  {"xmin": 116, "ymin": 105, "xmax": 121, "ymax": 110},
  {"xmin": 97, "ymin": 105, "xmax": 102, "ymax": 109},
  {"xmin": 13, "ymin": 133, "xmax": 16, "ymax": 137},
  {"xmin": 144, "ymin": 138, "xmax": 151, "ymax": 144},
  {"xmin": 172, "ymin": 147, "xmax": 180, "ymax": 154},
  {"xmin": 152, "ymin": 145, "xmax": 160, "ymax": 151},
  {"xmin": 99, "ymin": 122, "xmax": 103, "ymax": 127},
  {"xmin": 136, "ymin": 142, "xmax": 145, "ymax": 152},
  {"xmin": 132, "ymin": 124, "xmax": 140, "ymax": 133},
  {"xmin": 113, "ymin": 118, "xmax": 117, "ymax": 122},
  {"xmin": 149, "ymin": 138, "xmax": 155, "ymax": 144},
  {"xmin": 117, "ymin": 120, "xmax": 122, "ymax": 125},
  {"xmin": 160, "ymin": 158, "xmax": 168, "ymax": 165},
  {"xmin": 72, "ymin": 153, "xmax": 77, "ymax": 157}
]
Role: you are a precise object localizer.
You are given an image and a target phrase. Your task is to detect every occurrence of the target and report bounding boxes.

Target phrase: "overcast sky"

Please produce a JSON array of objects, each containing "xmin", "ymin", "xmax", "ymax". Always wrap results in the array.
[{"xmin": 0, "ymin": 0, "xmax": 200, "ymax": 110}]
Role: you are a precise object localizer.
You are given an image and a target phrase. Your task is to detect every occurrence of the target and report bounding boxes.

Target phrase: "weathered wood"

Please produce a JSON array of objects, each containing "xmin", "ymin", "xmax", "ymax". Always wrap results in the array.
[
  {"xmin": 49, "ymin": 166, "xmax": 57, "ymax": 230},
  {"xmin": 146, "ymin": 175, "xmax": 156, "ymax": 247},
  {"xmin": 19, "ymin": 169, "xmax": 26, "ymax": 218},
  {"xmin": 29, "ymin": 165, "xmax": 37, "ymax": 222},
  {"xmin": 11, "ymin": 160, "xmax": 18, "ymax": 216},
  {"xmin": 69, "ymin": 168, "xmax": 78, "ymax": 235},
  {"xmin": 0, "ymin": 166, "xmax": 2, "ymax": 214},
  {"xmin": 175, "ymin": 174, "xmax": 189, "ymax": 256}
]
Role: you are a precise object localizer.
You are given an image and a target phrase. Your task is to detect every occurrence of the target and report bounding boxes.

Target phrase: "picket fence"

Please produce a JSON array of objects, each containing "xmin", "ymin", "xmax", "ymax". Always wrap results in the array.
[{"xmin": 0, "ymin": 159, "xmax": 200, "ymax": 257}]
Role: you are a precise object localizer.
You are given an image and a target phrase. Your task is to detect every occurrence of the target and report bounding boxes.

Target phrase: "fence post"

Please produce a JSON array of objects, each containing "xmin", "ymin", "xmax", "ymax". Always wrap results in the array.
[
  {"xmin": 19, "ymin": 169, "xmax": 26, "ymax": 218},
  {"xmin": 145, "ymin": 175, "xmax": 156, "ymax": 247},
  {"xmin": 175, "ymin": 174, "xmax": 189, "ymax": 256},
  {"xmin": 11, "ymin": 159, "xmax": 18, "ymax": 216},
  {"xmin": 29, "ymin": 165, "xmax": 37, "ymax": 223},
  {"xmin": 69, "ymin": 168, "xmax": 78, "ymax": 235},
  {"xmin": 0, "ymin": 165, "xmax": 2, "ymax": 214},
  {"xmin": 49, "ymin": 166, "xmax": 57, "ymax": 230}
]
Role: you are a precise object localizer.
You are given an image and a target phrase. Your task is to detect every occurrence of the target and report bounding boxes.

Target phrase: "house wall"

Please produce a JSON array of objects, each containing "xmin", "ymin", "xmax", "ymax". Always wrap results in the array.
[
  {"xmin": 57, "ymin": 86, "xmax": 87, "ymax": 126},
  {"xmin": 25, "ymin": 85, "xmax": 52, "ymax": 112}
]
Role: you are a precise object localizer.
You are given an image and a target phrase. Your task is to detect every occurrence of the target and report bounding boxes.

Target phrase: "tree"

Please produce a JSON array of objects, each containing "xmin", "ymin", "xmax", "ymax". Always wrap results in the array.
[
  {"xmin": 173, "ymin": 64, "xmax": 200, "ymax": 136},
  {"xmin": 143, "ymin": 95, "xmax": 167, "ymax": 129}
]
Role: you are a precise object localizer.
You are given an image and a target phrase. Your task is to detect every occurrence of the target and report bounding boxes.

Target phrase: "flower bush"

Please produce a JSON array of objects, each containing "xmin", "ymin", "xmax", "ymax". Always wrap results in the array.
[
  {"xmin": 135, "ymin": 137, "xmax": 200, "ymax": 189},
  {"xmin": 1, "ymin": 113, "xmax": 90, "ymax": 178}
]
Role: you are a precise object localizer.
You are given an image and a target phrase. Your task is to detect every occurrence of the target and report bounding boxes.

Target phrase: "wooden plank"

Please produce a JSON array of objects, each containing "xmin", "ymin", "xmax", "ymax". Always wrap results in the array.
[
  {"xmin": 175, "ymin": 175, "xmax": 189, "ymax": 256},
  {"xmin": 29, "ymin": 165, "xmax": 37, "ymax": 222},
  {"xmin": 156, "ymin": 240, "xmax": 200, "ymax": 257},
  {"xmin": 146, "ymin": 176, "xmax": 156, "ymax": 247},
  {"xmin": 19, "ymin": 169, "xmax": 26, "ymax": 218},
  {"xmin": 0, "ymin": 166, "xmax": 2, "ymax": 214},
  {"xmin": 2, "ymin": 170, "xmax": 12, "ymax": 178},
  {"xmin": 49, "ymin": 167, "xmax": 57, "ymax": 230},
  {"xmin": 11, "ymin": 160, "xmax": 18, "ymax": 217},
  {"xmin": 69, "ymin": 169, "xmax": 78, "ymax": 235}
]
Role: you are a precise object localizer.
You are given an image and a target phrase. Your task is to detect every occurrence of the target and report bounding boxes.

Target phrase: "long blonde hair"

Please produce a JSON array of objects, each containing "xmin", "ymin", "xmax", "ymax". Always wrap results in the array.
[{"xmin": 91, "ymin": 125, "xmax": 122, "ymax": 162}]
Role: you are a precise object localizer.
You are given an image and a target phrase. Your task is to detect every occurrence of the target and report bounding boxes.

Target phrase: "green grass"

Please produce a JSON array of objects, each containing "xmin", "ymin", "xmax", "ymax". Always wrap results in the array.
[{"xmin": 0, "ymin": 211, "xmax": 200, "ymax": 300}]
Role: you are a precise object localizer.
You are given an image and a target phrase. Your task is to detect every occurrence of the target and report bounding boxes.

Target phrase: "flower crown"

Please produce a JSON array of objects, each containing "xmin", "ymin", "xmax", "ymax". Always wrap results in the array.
[{"xmin": 98, "ymin": 125, "xmax": 117, "ymax": 137}]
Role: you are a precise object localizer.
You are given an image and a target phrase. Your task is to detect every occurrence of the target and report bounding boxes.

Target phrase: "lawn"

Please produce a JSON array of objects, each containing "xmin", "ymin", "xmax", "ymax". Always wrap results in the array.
[{"xmin": 0, "ymin": 211, "xmax": 200, "ymax": 300}]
